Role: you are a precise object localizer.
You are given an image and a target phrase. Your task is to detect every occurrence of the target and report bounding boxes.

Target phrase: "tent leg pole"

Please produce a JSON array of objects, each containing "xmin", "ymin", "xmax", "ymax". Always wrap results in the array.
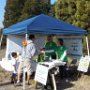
[
  {"xmin": 22, "ymin": 33, "xmax": 28, "ymax": 90},
  {"xmin": 0, "ymin": 34, "xmax": 3, "ymax": 49},
  {"xmin": 86, "ymin": 36, "xmax": 90, "ymax": 56},
  {"xmin": 25, "ymin": 34, "xmax": 28, "ymax": 41},
  {"xmin": 23, "ymin": 66, "xmax": 26, "ymax": 90}
]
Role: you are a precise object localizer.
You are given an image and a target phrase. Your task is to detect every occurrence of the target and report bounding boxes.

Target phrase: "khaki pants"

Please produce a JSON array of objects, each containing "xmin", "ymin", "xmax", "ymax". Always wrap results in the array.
[{"xmin": 18, "ymin": 58, "xmax": 32, "ymax": 75}]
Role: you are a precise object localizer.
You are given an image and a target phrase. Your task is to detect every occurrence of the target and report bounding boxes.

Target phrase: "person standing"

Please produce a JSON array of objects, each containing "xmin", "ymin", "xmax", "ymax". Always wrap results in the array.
[
  {"xmin": 16, "ymin": 35, "xmax": 36, "ymax": 85},
  {"xmin": 11, "ymin": 52, "xmax": 18, "ymax": 84},
  {"xmin": 55, "ymin": 39, "xmax": 68, "ymax": 79},
  {"xmin": 44, "ymin": 35, "xmax": 57, "ymax": 60}
]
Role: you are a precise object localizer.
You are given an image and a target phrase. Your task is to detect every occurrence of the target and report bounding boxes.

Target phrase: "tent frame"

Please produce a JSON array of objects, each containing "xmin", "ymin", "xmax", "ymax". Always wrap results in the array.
[
  {"xmin": 22, "ymin": 33, "xmax": 28, "ymax": 90},
  {"xmin": 0, "ymin": 34, "xmax": 3, "ymax": 49},
  {"xmin": 86, "ymin": 36, "xmax": 90, "ymax": 56}
]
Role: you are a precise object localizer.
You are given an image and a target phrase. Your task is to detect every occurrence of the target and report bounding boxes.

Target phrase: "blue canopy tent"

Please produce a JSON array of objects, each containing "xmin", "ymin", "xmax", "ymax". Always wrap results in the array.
[
  {"xmin": 3, "ymin": 14, "xmax": 87, "ymax": 35},
  {"xmin": 1, "ymin": 14, "xmax": 89, "ymax": 56},
  {"xmin": 0, "ymin": 14, "xmax": 89, "ymax": 90}
]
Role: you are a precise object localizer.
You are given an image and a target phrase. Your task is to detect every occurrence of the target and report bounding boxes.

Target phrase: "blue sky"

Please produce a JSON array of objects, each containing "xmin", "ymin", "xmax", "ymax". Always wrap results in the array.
[
  {"xmin": 0, "ymin": 0, "xmax": 6, "ymax": 28},
  {"xmin": 0, "ymin": 0, "xmax": 56, "ymax": 28}
]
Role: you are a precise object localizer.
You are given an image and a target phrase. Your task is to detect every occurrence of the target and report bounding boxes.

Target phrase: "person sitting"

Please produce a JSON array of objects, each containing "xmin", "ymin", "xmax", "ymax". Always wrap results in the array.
[{"xmin": 55, "ymin": 39, "xmax": 68, "ymax": 79}]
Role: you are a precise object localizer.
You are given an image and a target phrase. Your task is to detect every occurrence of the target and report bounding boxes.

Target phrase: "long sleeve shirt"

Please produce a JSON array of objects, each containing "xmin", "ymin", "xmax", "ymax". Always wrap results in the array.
[
  {"xmin": 22, "ymin": 40, "xmax": 36, "ymax": 59},
  {"xmin": 44, "ymin": 41, "xmax": 57, "ymax": 59},
  {"xmin": 55, "ymin": 46, "xmax": 68, "ymax": 62}
]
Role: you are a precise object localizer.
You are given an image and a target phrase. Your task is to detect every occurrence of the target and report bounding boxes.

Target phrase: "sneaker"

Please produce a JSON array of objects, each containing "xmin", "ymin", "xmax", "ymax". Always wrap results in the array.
[{"xmin": 15, "ymin": 82, "xmax": 22, "ymax": 86}]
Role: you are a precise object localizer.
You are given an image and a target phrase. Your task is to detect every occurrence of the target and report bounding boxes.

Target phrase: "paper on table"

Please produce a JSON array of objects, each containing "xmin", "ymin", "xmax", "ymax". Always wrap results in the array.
[{"xmin": 40, "ymin": 60, "xmax": 66, "ymax": 69}]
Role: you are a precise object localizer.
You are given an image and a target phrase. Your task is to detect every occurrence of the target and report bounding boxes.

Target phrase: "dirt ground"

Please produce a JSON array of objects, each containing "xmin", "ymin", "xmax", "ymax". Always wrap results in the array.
[{"xmin": 0, "ymin": 49, "xmax": 90, "ymax": 90}]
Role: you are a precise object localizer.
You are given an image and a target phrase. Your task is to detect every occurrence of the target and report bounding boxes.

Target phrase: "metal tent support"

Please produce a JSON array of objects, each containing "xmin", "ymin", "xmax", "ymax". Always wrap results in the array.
[
  {"xmin": 23, "ymin": 66, "xmax": 26, "ymax": 90},
  {"xmin": 51, "ymin": 74, "xmax": 57, "ymax": 90},
  {"xmin": 22, "ymin": 34, "xmax": 28, "ymax": 90},
  {"xmin": 0, "ymin": 34, "xmax": 3, "ymax": 49},
  {"xmin": 86, "ymin": 36, "xmax": 90, "ymax": 56}
]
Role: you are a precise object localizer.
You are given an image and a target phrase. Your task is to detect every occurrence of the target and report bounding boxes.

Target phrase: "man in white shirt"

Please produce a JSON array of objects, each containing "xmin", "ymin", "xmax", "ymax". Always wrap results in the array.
[{"xmin": 17, "ymin": 35, "xmax": 36, "ymax": 85}]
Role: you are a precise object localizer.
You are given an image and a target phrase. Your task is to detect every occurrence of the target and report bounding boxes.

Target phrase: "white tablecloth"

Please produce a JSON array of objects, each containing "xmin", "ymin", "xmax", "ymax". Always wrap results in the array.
[{"xmin": 0, "ymin": 60, "xmax": 14, "ymax": 71}]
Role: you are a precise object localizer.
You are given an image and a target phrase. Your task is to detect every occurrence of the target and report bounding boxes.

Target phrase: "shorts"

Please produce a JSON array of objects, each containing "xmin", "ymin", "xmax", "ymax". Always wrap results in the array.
[
  {"xmin": 12, "ymin": 73, "xmax": 17, "ymax": 77},
  {"xmin": 18, "ymin": 58, "xmax": 32, "ymax": 75}
]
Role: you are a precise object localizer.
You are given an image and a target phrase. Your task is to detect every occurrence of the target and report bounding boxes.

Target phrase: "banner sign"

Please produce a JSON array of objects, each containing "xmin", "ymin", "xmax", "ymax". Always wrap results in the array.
[
  {"xmin": 34, "ymin": 64, "xmax": 49, "ymax": 85},
  {"xmin": 64, "ymin": 38, "xmax": 83, "ymax": 56},
  {"xmin": 77, "ymin": 56, "xmax": 90, "ymax": 72}
]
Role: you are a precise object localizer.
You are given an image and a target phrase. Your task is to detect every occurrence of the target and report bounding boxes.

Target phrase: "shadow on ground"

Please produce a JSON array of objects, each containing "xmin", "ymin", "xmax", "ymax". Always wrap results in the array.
[{"xmin": 0, "ymin": 82, "xmax": 11, "ymax": 86}]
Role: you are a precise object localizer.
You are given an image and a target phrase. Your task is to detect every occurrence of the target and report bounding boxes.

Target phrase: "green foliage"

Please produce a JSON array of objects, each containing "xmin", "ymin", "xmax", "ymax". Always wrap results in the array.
[
  {"xmin": 4, "ymin": 0, "xmax": 50, "ymax": 27},
  {"xmin": 39, "ymin": 2, "xmax": 50, "ymax": 15},
  {"xmin": 19, "ymin": 0, "xmax": 50, "ymax": 21},
  {"xmin": 55, "ymin": 0, "xmax": 90, "ymax": 31},
  {"xmin": 19, "ymin": 0, "xmax": 40, "ymax": 21},
  {"xmin": 3, "ymin": 0, "xmax": 26, "ymax": 28},
  {"xmin": 55, "ymin": 0, "xmax": 76, "ymax": 23}
]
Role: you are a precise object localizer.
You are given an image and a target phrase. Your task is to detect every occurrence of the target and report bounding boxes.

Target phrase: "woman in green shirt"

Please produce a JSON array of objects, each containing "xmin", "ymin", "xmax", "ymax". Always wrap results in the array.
[{"xmin": 55, "ymin": 39, "xmax": 68, "ymax": 79}]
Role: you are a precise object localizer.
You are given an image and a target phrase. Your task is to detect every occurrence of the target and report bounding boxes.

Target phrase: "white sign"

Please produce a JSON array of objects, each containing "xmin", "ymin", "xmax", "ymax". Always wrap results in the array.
[
  {"xmin": 34, "ymin": 64, "xmax": 49, "ymax": 85},
  {"xmin": 77, "ymin": 56, "xmax": 90, "ymax": 72},
  {"xmin": 64, "ymin": 38, "xmax": 83, "ymax": 56}
]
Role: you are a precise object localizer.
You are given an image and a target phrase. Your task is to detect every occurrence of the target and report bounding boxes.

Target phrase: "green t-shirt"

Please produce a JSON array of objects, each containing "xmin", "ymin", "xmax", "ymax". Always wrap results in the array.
[
  {"xmin": 44, "ymin": 41, "xmax": 57, "ymax": 59},
  {"xmin": 55, "ymin": 46, "xmax": 68, "ymax": 62}
]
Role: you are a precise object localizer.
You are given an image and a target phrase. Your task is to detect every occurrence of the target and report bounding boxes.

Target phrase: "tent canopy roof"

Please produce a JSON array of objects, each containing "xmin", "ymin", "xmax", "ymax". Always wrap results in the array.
[{"xmin": 3, "ymin": 14, "xmax": 87, "ymax": 35}]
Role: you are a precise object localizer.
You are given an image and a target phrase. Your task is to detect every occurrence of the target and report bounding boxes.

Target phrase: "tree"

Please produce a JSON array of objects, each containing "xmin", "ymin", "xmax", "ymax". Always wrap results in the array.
[
  {"xmin": 55, "ymin": 0, "xmax": 90, "ymax": 31},
  {"xmin": 73, "ymin": 0, "xmax": 90, "ymax": 52},
  {"xmin": 4, "ymin": 0, "xmax": 50, "ymax": 27},
  {"xmin": 3, "ymin": 0, "xmax": 26, "ymax": 28},
  {"xmin": 74, "ymin": 0, "xmax": 90, "ymax": 32},
  {"xmin": 55, "ymin": 0, "xmax": 76, "ymax": 23},
  {"xmin": 49, "ymin": 3, "xmax": 56, "ymax": 17},
  {"xmin": 19, "ymin": 0, "xmax": 50, "ymax": 21}
]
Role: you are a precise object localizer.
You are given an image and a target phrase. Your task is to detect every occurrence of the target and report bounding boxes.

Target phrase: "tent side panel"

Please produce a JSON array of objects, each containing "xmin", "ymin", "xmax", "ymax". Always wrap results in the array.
[
  {"xmin": 5, "ymin": 35, "xmax": 46, "ymax": 60},
  {"xmin": 57, "ymin": 36, "xmax": 83, "ymax": 59},
  {"xmin": 5, "ymin": 35, "xmax": 25, "ymax": 59}
]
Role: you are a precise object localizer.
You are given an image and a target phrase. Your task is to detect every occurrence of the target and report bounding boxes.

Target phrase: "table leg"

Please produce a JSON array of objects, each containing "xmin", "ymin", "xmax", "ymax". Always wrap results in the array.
[
  {"xmin": 41, "ymin": 85, "xmax": 45, "ymax": 90},
  {"xmin": 51, "ymin": 74, "xmax": 57, "ymax": 90}
]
